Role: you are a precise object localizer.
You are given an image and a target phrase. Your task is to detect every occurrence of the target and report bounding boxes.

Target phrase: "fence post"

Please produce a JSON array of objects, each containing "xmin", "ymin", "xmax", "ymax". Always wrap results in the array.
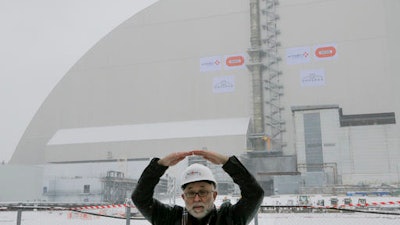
[
  {"xmin": 16, "ymin": 204, "xmax": 22, "ymax": 225},
  {"xmin": 254, "ymin": 211, "xmax": 258, "ymax": 225},
  {"xmin": 126, "ymin": 205, "xmax": 131, "ymax": 225}
]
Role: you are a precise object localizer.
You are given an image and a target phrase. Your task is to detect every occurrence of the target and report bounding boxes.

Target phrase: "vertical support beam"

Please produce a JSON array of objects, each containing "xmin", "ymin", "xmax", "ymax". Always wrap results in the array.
[
  {"xmin": 248, "ymin": 0, "xmax": 266, "ymax": 151},
  {"xmin": 125, "ymin": 205, "xmax": 131, "ymax": 225},
  {"xmin": 249, "ymin": 0, "xmax": 261, "ymax": 48},
  {"xmin": 254, "ymin": 211, "xmax": 259, "ymax": 225},
  {"xmin": 16, "ymin": 205, "xmax": 22, "ymax": 225}
]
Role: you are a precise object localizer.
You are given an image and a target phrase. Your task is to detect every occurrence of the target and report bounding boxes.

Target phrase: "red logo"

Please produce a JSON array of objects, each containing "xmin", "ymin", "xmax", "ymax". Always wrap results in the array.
[
  {"xmin": 315, "ymin": 46, "xmax": 336, "ymax": 58},
  {"xmin": 225, "ymin": 55, "xmax": 245, "ymax": 67}
]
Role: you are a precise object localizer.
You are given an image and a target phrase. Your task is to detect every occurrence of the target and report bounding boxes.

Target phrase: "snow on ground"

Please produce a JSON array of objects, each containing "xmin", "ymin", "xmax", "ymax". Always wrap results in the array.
[
  {"xmin": 1, "ymin": 210, "xmax": 399, "ymax": 225},
  {"xmin": 2, "ymin": 195, "xmax": 400, "ymax": 224}
]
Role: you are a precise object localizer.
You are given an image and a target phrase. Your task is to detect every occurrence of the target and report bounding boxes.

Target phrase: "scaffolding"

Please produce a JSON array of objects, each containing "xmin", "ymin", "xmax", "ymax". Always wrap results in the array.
[{"xmin": 101, "ymin": 171, "xmax": 136, "ymax": 204}]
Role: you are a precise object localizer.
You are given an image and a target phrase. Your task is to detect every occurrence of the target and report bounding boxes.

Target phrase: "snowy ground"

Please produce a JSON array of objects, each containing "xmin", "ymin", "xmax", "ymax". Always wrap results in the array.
[
  {"xmin": 1, "ymin": 210, "xmax": 399, "ymax": 225},
  {"xmin": 2, "ymin": 195, "xmax": 400, "ymax": 224}
]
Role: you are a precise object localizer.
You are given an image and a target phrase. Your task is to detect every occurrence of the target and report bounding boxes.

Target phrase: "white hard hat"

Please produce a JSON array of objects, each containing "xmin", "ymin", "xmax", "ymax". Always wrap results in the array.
[{"xmin": 181, "ymin": 163, "xmax": 217, "ymax": 189}]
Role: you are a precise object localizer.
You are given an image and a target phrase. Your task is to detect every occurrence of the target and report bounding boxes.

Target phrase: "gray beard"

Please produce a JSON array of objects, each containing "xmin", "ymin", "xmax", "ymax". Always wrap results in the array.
[{"xmin": 187, "ymin": 204, "xmax": 215, "ymax": 219}]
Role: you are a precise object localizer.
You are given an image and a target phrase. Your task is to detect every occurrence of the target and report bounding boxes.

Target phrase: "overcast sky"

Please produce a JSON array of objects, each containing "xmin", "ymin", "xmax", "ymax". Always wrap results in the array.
[{"xmin": 0, "ymin": 0, "xmax": 158, "ymax": 163}]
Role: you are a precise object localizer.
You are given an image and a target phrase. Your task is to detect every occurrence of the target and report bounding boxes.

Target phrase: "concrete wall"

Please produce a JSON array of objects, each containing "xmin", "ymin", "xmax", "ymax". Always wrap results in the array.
[
  {"xmin": 0, "ymin": 165, "xmax": 43, "ymax": 201},
  {"xmin": 293, "ymin": 106, "xmax": 400, "ymax": 186}
]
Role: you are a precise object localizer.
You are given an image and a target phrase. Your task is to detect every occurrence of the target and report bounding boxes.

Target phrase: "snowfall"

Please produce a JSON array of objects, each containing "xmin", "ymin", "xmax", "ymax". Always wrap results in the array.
[{"xmin": 1, "ymin": 195, "xmax": 399, "ymax": 225}]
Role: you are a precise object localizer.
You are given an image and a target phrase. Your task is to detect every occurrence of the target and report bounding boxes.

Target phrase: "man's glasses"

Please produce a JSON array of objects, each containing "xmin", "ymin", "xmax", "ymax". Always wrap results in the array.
[{"xmin": 184, "ymin": 190, "xmax": 214, "ymax": 198}]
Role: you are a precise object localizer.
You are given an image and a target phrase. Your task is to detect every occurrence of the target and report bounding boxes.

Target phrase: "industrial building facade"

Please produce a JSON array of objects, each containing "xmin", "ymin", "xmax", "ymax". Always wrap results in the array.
[{"xmin": 3, "ymin": 0, "xmax": 400, "ymax": 201}]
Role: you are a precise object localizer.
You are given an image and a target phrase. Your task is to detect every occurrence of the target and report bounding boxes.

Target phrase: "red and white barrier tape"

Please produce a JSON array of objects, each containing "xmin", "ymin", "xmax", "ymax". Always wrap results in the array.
[
  {"xmin": 72, "ymin": 204, "xmax": 136, "ymax": 211},
  {"xmin": 49, "ymin": 199, "xmax": 400, "ymax": 211},
  {"xmin": 336, "ymin": 200, "xmax": 400, "ymax": 208},
  {"xmin": 303, "ymin": 200, "xmax": 400, "ymax": 209}
]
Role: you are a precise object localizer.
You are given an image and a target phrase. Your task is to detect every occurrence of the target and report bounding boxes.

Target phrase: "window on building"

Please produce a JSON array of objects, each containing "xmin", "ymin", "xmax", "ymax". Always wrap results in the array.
[
  {"xmin": 83, "ymin": 184, "xmax": 90, "ymax": 193},
  {"xmin": 339, "ymin": 110, "xmax": 396, "ymax": 127}
]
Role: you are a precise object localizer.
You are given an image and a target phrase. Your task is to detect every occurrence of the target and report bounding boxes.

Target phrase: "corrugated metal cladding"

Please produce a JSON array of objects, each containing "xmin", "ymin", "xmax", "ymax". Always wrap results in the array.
[{"xmin": 10, "ymin": 0, "xmax": 252, "ymax": 164}]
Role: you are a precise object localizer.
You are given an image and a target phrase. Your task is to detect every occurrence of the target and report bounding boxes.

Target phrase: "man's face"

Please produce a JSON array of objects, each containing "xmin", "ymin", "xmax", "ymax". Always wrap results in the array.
[{"xmin": 181, "ymin": 181, "xmax": 217, "ymax": 219}]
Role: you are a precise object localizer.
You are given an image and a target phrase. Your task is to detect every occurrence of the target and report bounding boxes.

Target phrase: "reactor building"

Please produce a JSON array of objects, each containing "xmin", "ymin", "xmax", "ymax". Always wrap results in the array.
[{"xmin": 3, "ymin": 0, "xmax": 400, "ymax": 201}]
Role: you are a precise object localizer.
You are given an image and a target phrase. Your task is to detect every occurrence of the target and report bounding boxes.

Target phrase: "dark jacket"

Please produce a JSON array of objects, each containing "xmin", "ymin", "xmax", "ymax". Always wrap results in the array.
[{"xmin": 132, "ymin": 156, "xmax": 264, "ymax": 225}]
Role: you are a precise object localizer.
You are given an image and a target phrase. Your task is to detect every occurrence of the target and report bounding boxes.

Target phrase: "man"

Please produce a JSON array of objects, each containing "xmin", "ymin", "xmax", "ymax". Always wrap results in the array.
[{"xmin": 131, "ymin": 150, "xmax": 264, "ymax": 225}]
